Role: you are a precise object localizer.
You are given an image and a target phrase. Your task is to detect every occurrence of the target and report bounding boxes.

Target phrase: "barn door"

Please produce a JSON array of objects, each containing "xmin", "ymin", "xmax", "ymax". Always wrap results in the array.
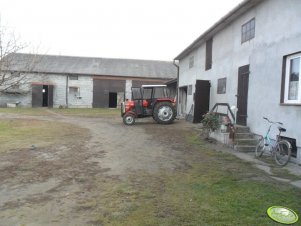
[
  {"xmin": 236, "ymin": 65, "xmax": 250, "ymax": 126},
  {"xmin": 32, "ymin": 85, "xmax": 43, "ymax": 107},
  {"xmin": 48, "ymin": 85, "xmax": 54, "ymax": 108},
  {"xmin": 193, "ymin": 80, "xmax": 210, "ymax": 123}
]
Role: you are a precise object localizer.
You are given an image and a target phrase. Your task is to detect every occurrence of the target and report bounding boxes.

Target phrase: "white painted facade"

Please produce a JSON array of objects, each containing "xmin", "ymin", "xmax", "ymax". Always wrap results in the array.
[
  {"xmin": 0, "ymin": 73, "xmax": 93, "ymax": 108},
  {"xmin": 177, "ymin": 0, "xmax": 301, "ymax": 163}
]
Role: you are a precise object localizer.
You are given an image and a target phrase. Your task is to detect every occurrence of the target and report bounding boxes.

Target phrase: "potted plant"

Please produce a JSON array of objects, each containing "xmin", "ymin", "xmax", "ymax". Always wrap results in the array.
[{"xmin": 201, "ymin": 112, "xmax": 220, "ymax": 140}]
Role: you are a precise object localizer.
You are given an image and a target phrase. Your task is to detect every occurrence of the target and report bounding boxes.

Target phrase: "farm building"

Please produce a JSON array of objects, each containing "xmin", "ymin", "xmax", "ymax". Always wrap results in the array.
[{"xmin": 0, "ymin": 53, "xmax": 176, "ymax": 108}]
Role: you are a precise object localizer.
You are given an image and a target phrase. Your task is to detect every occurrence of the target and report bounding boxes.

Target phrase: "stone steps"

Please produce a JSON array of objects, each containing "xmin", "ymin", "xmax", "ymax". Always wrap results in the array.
[
  {"xmin": 234, "ymin": 138, "xmax": 258, "ymax": 146},
  {"xmin": 234, "ymin": 132, "xmax": 254, "ymax": 139},
  {"xmin": 233, "ymin": 126, "xmax": 258, "ymax": 152},
  {"xmin": 234, "ymin": 145, "xmax": 257, "ymax": 152}
]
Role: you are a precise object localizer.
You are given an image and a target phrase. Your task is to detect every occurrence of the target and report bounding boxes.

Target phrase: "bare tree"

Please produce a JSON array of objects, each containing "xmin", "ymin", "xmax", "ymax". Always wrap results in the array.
[{"xmin": 0, "ymin": 23, "xmax": 38, "ymax": 95}]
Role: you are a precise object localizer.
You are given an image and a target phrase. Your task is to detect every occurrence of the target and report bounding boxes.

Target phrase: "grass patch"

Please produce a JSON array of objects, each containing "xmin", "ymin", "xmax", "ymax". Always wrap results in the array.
[
  {"xmin": 0, "ymin": 119, "xmax": 89, "ymax": 152},
  {"xmin": 0, "ymin": 107, "xmax": 120, "ymax": 117},
  {"xmin": 93, "ymin": 131, "xmax": 301, "ymax": 226},
  {"xmin": 51, "ymin": 108, "xmax": 120, "ymax": 117},
  {"xmin": 0, "ymin": 108, "xmax": 52, "ymax": 116},
  {"xmin": 95, "ymin": 168, "xmax": 301, "ymax": 225},
  {"xmin": 185, "ymin": 132, "xmax": 204, "ymax": 146},
  {"xmin": 270, "ymin": 166, "xmax": 301, "ymax": 180}
]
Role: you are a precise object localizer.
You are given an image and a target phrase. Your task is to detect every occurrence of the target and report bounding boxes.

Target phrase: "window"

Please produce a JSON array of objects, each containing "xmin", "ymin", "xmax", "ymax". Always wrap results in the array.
[
  {"xmin": 142, "ymin": 88, "xmax": 152, "ymax": 99},
  {"xmin": 69, "ymin": 86, "xmax": 80, "ymax": 98},
  {"xmin": 217, "ymin": 78, "xmax": 227, "ymax": 94},
  {"xmin": 189, "ymin": 56, "xmax": 194, "ymax": 69},
  {"xmin": 132, "ymin": 87, "xmax": 142, "ymax": 100},
  {"xmin": 282, "ymin": 53, "xmax": 301, "ymax": 104},
  {"xmin": 241, "ymin": 18, "xmax": 255, "ymax": 43},
  {"xmin": 69, "ymin": 75, "xmax": 78, "ymax": 80},
  {"xmin": 205, "ymin": 38, "xmax": 213, "ymax": 70},
  {"xmin": 153, "ymin": 87, "xmax": 167, "ymax": 98}
]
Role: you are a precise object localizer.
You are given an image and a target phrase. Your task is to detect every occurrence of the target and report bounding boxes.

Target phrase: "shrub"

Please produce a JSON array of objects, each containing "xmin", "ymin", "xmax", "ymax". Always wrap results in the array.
[{"xmin": 201, "ymin": 112, "xmax": 220, "ymax": 139}]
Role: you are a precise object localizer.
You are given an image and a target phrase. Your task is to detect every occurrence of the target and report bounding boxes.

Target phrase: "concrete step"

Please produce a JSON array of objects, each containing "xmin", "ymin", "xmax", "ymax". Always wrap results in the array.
[
  {"xmin": 234, "ymin": 145, "xmax": 256, "ymax": 152},
  {"xmin": 235, "ymin": 132, "xmax": 255, "ymax": 139},
  {"xmin": 234, "ymin": 138, "xmax": 258, "ymax": 146},
  {"xmin": 235, "ymin": 126, "xmax": 250, "ymax": 133}
]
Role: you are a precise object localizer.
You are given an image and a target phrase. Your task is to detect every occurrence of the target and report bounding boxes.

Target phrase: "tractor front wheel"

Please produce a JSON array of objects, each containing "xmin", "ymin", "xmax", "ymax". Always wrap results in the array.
[
  {"xmin": 153, "ymin": 102, "xmax": 176, "ymax": 124},
  {"xmin": 123, "ymin": 113, "xmax": 135, "ymax": 125}
]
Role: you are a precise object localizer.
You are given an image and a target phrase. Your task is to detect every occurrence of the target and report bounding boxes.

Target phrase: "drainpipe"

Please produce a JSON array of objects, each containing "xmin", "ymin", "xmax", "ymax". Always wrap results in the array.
[
  {"xmin": 173, "ymin": 60, "xmax": 180, "ymax": 117},
  {"xmin": 66, "ymin": 75, "xmax": 69, "ymax": 107}
]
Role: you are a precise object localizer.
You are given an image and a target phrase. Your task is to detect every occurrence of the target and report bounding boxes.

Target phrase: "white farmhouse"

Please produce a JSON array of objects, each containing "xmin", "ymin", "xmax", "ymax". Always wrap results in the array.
[{"xmin": 175, "ymin": 0, "xmax": 301, "ymax": 163}]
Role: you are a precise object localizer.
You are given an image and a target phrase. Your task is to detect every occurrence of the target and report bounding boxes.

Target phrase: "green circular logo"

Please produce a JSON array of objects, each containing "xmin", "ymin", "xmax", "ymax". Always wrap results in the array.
[{"xmin": 267, "ymin": 206, "xmax": 299, "ymax": 224}]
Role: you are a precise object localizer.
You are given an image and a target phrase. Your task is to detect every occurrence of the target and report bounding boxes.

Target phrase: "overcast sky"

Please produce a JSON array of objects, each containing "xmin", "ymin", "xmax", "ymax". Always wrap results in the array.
[{"xmin": 1, "ymin": 0, "xmax": 243, "ymax": 61}]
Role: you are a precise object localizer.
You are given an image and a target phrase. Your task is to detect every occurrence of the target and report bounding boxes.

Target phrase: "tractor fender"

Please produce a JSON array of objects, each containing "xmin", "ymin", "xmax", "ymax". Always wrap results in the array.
[
  {"xmin": 152, "ymin": 99, "xmax": 176, "ymax": 109},
  {"xmin": 124, "ymin": 111, "xmax": 137, "ymax": 117}
]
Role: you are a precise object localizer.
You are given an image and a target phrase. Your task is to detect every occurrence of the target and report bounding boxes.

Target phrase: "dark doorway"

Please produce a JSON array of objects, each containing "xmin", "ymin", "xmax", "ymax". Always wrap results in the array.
[
  {"xmin": 32, "ymin": 84, "xmax": 54, "ymax": 108},
  {"xmin": 109, "ymin": 92, "xmax": 117, "ymax": 108},
  {"xmin": 93, "ymin": 79, "xmax": 125, "ymax": 108},
  {"xmin": 193, "ymin": 80, "xmax": 210, "ymax": 123},
  {"xmin": 236, "ymin": 65, "xmax": 250, "ymax": 126}
]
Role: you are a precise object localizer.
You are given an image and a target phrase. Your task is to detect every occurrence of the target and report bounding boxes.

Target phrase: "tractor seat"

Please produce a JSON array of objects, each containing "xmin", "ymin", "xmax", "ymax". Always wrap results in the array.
[{"xmin": 278, "ymin": 127, "xmax": 286, "ymax": 132}]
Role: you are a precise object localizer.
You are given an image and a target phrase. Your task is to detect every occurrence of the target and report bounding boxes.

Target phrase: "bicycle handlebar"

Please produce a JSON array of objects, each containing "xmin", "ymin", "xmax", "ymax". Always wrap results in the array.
[{"xmin": 263, "ymin": 117, "xmax": 283, "ymax": 125}]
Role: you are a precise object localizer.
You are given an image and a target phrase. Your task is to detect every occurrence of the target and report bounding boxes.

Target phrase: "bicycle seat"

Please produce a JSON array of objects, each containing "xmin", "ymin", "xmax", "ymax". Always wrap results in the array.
[{"xmin": 278, "ymin": 127, "xmax": 286, "ymax": 132}]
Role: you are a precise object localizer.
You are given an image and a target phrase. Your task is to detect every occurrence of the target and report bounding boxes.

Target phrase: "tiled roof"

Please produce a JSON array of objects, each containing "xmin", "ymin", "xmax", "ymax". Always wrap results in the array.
[{"xmin": 5, "ymin": 53, "xmax": 177, "ymax": 79}]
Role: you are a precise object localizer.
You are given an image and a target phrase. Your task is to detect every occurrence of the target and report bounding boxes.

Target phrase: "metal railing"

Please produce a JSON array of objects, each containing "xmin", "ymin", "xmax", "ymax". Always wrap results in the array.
[{"xmin": 210, "ymin": 103, "xmax": 236, "ymax": 124}]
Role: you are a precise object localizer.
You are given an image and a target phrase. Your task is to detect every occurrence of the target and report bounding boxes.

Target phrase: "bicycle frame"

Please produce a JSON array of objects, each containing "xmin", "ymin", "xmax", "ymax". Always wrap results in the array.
[
  {"xmin": 261, "ymin": 118, "xmax": 283, "ymax": 154},
  {"xmin": 256, "ymin": 117, "xmax": 292, "ymax": 166}
]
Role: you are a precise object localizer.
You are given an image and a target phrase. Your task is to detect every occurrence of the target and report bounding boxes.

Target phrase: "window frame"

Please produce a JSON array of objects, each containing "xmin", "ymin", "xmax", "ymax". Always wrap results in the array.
[
  {"xmin": 205, "ymin": 38, "xmax": 213, "ymax": 70},
  {"xmin": 241, "ymin": 18, "xmax": 255, "ymax": 43},
  {"xmin": 69, "ymin": 86, "xmax": 80, "ymax": 97},
  {"xmin": 283, "ymin": 53, "xmax": 301, "ymax": 104},
  {"xmin": 69, "ymin": 75, "xmax": 79, "ymax": 80},
  {"xmin": 217, "ymin": 77, "xmax": 227, "ymax": 94}
]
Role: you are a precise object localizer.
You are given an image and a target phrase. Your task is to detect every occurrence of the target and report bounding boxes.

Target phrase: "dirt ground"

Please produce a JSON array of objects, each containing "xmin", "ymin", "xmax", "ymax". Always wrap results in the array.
[
  {"xmin": 0, "ymin": 111, "xmax": 300, "ymax": 226},
  {"xmin": 0, "ymin": 112, "xmax": 194, "ymax": 226}
]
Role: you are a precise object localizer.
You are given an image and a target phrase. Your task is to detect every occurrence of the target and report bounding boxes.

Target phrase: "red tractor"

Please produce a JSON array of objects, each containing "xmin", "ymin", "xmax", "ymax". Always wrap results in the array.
[{"xmin": 121, "ymin": 85, "xmax": 177, "ymax": 125}]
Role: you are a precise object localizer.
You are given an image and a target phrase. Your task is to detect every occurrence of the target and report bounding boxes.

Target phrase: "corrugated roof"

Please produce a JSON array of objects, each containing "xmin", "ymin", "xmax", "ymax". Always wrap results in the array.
[
  {"xmin": 174, "ymin": 0, "xmax": 263, "ymax": 60},
  {"xmin": 5, "ymin": 53, "xmax": 177, "ymax": 79}
]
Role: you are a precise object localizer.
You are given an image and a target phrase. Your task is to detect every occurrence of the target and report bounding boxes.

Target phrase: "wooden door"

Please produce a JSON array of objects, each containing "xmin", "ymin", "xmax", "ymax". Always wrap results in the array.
[
  {"xmin": 32, "ymin": 85, "xmax": 43, "ymax": 107},
  {"xmin": 193, "ymin": 80, "xmax": 210, "ymax": 123},
  {"xmin": 48, "ymin": 85, "xmax": 54, "ymax": 108},
  {"xmin": 236, "ymin": 65, "xmax": 250, "ymax": 126}
]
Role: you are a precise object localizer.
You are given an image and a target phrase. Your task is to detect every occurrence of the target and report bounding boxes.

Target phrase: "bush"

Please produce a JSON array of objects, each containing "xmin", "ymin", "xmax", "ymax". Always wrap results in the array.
[{"xmin": 201, "ymin": 112, "xmax": 220, "ymax": 139}]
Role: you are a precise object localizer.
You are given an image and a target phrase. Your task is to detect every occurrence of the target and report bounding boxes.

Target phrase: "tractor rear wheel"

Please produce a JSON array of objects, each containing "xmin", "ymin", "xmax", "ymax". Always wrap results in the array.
[
  {"xmin": 123, "ymin": 113, "xmax": 135, "ymax": 125},
  {"xmin": 153, "ymin": 102, "xmax": 176, "ymax": 124}
]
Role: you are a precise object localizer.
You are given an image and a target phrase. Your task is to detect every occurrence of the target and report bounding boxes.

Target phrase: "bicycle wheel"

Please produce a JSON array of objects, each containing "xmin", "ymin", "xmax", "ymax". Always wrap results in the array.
[
  {"xmin": 255, "ymin": 136, "xmax": 265, "ymax": 157},
  {"xmin": 274, "ymin": 140, "xmax": 291, "ymax": 166}
]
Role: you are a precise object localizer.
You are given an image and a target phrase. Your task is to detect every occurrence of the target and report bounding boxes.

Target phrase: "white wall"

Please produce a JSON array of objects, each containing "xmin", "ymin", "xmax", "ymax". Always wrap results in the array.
[
  {"xmin": 67, "ymin": 75, "xmax": 93, "ymax": 108},
  {"xmin": 0, "ymin": 73, "xmax": 94, "ymax": 108},
  {"xmin": 178, "ymin": 0, "xmax": 301, "ymax": 162},
  {"xmin": 247, "ymin": 0, "xmax": 301, "ymax": 163},
  {"xmin": 178, "ymin": 49, "xmax": 198, "ymax": 116}
]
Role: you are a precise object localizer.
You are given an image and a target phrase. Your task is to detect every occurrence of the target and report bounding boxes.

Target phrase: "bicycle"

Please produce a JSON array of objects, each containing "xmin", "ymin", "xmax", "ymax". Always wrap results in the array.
[{"xmin": 255, "ymin": 117, "xmax": 292, "ymax": 166}]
